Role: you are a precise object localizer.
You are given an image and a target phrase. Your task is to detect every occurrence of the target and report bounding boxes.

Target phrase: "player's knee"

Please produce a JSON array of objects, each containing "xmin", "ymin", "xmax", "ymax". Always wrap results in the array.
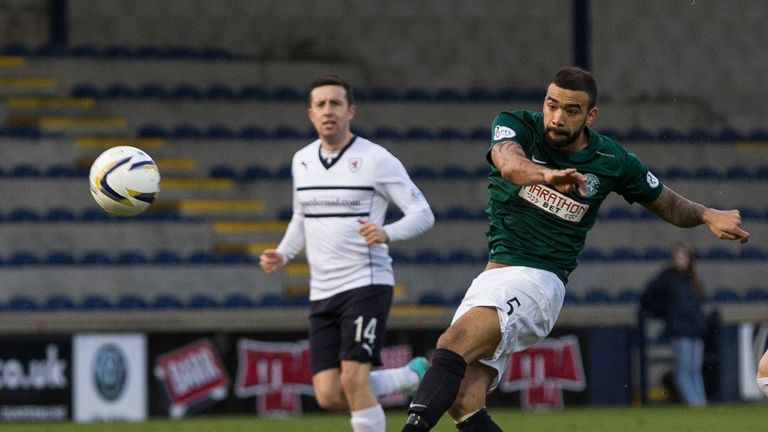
[
  {"xmin": 339, "ymin": 366, "xmax": 367, "ymax": 393},
  {"xmin": 314, "ymin": 387, "xmax": 347, "ymax": 410}
]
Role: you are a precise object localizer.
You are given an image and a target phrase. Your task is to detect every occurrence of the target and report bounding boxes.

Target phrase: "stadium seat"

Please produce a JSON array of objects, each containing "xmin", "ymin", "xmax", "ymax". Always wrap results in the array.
[
  {"xmin": 103, "ymin": 83, "xmax": 135, "ymax": 98},
  {"xmin": 606, "ymin": 207, "xmax": 635, "ymax": 220},
  {"xmin": 239, "ymin": 85, "xmax": 269, "ymax": 99},
  {"xmin": 436, "ymin": 128, "xmax": 467, "ymax": 140},
  {"xmin": 724, "ymin": 166, "xmax": 753, "ymax": 180},
  {"xmin": 71, "ymin": 83, "xmax": 100, "ymax": 98},
  {"xmin": 584, "ymin": 288, "xmax": 613, "ymax": 304},
  {"xmin": 240, "ymin": 125, "xmax": 270, "ymax": 139},
  {"xmin": 372, "ymin": 126, "xmax": 402, "ymax": 140},
  {"xmin": 418, "ymin": 291, "xmax": 448, "ymax": 306},
  {"xmin": 46, "ymin": 250, "xmax": 77, "ymax": 265},
  {"xmin": 403, "ymin": 87, "xmax": 431, "ymax": 101},
  {"xmin": 611, "ymin": 247, "xmax": 640, "ymax": 261},
  {"xmin": 9, "ymin": 207, "xmax": 40, "ymax": 221},
  {"xmin": 272, "ymin": 126, "xmax": 305, "ymax": 139},
  {"xmin": 218, "ymin": 252, "xmax": 253, "ymax": 264},
  {"xmin": 117, "ymin": 294, "xmax": 148, "ymax": 309},
  {"xmin": 154, "ymin": 295, "xmax": 183, "ymax": 309},
  {"xmin": 45, "ymin": 164, "xmax": 78, "ymax": 177},
  {"xmin": 738, "ymin": 247, "xmax": 766, "ymax": 260},
  {"xmin": 241, "ymin": 164, "xmax": 273, "ymax": 180},
  {"xmin": 466, "ymin": 87, "xmax": 494, "ymax": 101},
  {"xmin": 138, "ymin": 123, "xmax": 168, "ymax": 137},
  {"xmin": 224, "ymin": 294, "xmax": 254, "ymax": 308},
  {"xmin": 81, "ymin": 295, "xmax": 112, "ymax": 310},
  {"xmin": 45, "ymin": 295, "xmax": 76, "ymax": 310},
  {"xmin": 434, "ymin": 87, "xmax": 464, "ymax": 101},
  {"xmin": 10, "ymin": 164, "xmax": 42, "ymax": 177},
  {"xmin": 405, "ymin": 127, "xmax": 436, "ymax": 140},
  {"xmin": 388, "ymin": 250, "xmax": 411, "ymax": 263},
  {"xmin": 410, "ymin": 165, "xmax": 438, "ymax": 180},
  {"xmin": 172, "ymin": 124, "xmax": 203, "ymax": 139},
  {"xmin": 81, "ymin": 250, "xmax": 112, "ymax": 265},
  {"xmin": 642, "ymin": 247, "xmax": 670, "ymax": 261},
  {"xmin": 750, "ymin": 129, "xmax": 768, "ymax": 141},
  {"xmin": 745, "ymin": 287, "xmax": 768, "ymax": 302},
  {"xmin": 206, "ymin": 125, "xmax": 237, "ymax": 139},
  {"xmin": 414, "ymin": 250, "xmax": 443, "ymax": 264},
  {"xmin": 46, "ymin": 207, "xmax": 76, "ymax": 221},
  {"xmin": 624, "ymin": 127, "xmax": 655, "ymax": 142},
  {"xmin": 102, "ymin": 44, "xmax": 133, "ymax": 58},
  {"xmin": 153, "ymin": 250, "xmax": 183, "ymax": 264},
  {"xmin": 172, "ymin": 84, "xmax": 203, "ymax": 99},
  {"xmin": 209, "ymin": 164, "xmax": 238, "ymax": 178},
  {"xmin": 258, "ymin": 293, "xmax": 286, "ymax": 307},
  {"xmin": 9, "ymin": 251, "xmax": 41, "ymax": 266},
  {"xmin": 664, "ymin": 165, "xmax": 694, "ymax": 179},
  {"xmin": 187, "ymin": 250, "xmax": 217, "ymax": 264},
  {"xmin": 706, "ymin": 247, "xmax": 735, "ymax": 260},
  {"xmin": 206, "ymin": 84, "xmax": 237, "ymax": 99},
  {"xmin": 115, "ymin": 250, "xmax": 148, "ymax": 265},
  {"xmin": 370, "ymin": 87, "xmax": 399, "ymax": 101},
  {"xmin": 138, "ymin": 83, "xmax": 169, "ymax": 99},
  {"xmin": 563, "ymin": 292, "xmax": 582, "ymax": 304},
  {"xmin": 187, "ymin": 294, "xmax": 219, "ymax": 309},
  {"xmin": 717, "ymin": 128, "xmax": 744, "ymax": 141},
  {"xmin": 579, "ymin": 248, "xmax": 607, "ymax": 261},
  {"xmin": 617, "ymin": 289, "xmax": 640, "ymax": 303},
  {"xmin": 656, "ymin": 128, "xmax": 686, "ymax": 141},
  {"xmin": 7, "ymin": 295, "xmax": 39, "ymax": 311},
  {"xmin": 270, "ymin": 86, "xmax": 303, "ymax": 101},
  {"xmin": 441, "ymin": 165, "xmax": 472, "ymax": 179},
  {"xmin": 80, "ymin": 208, "xmax": 111, "ymax": 221},
  {"xmin": 713, "ymin": 288, "xmax": 741, "ymax": 302},
  {"xmin": 447, "ymin": 249, "xmax": 477, "ymax": 263},
  {"xmin": 687, "ymin": 128, "xmax": 715, "ymax": 142},
  {"xmin": 694, "ymin": 166, "xmax": 722, "ymax": 179}
]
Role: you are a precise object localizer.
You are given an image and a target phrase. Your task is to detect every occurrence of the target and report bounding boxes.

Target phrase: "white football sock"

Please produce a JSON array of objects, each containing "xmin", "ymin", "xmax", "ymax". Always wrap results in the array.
[
  {"xmin": 369, "ymin": 365, "xmax": 420, "ymax": 397},
  {"xmin": 350, "ymin": 404, "xmax": 386, "ymax": 432}
]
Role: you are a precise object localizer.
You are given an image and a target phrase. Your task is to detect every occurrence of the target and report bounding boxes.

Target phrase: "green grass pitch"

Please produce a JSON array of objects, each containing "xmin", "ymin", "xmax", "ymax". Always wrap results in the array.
[{"xmin": 1, "ymin": 403, "xmax": 764, "ymax": 432}]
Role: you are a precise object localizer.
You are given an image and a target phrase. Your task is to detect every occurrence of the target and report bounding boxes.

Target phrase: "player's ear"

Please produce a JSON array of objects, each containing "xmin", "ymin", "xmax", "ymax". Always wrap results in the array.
[
  {"xmin": 348, "ymin": 103, "xmax": 356, "ymax": 118},
  {"xmin": 585, "ymin": 106, "xmax": 597, "ymax": 126}
]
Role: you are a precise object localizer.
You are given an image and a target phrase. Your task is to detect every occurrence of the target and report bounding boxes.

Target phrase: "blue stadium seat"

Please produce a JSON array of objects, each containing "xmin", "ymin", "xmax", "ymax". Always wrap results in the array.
[
  {"xmin": 154, "ymin": 295, "xmax": 183, "ymax": 309},
  {"xmin": 115, "ymin": 250, "xmax": 148, "ymax": 265},
  {"xmin": 405, "ymin": 127, "xmax": 436, "ymax": 140},
  {"xmin": 270, "ymin": 86, "xmax": 303, "ymax": 101},
  {"xmin": 436, "ymin": 128, "xmax": 467, "ymax": 140},
  {"xmin": 258, "ymin": 293, "xmax": 286, "ymax": 307},
  {"xmin": 724, "ymin": 166, "xmax": 753, "ymax": 180},
  {"xmin": 606, "ymin": 207, "xmax": 635, "ymax": 220},
  {"xmin": 103, "ymin": 83, "xmax": 135, "ymax": 98},
  {"xmin": 611, "ymin": 247, "xmax": 640, "ymax": 261},
  {"xmin": 187, "ymin": 250, "xmax": 217, "ymax": 264},
  {"xmin": 414, "ymin": 250, "xmax": 443, "ymax": 264},
  {"xmin": 102, "ymin": 44, "xmax": 133, "ymax": 58},
  {"xmin": 7, "ymin": 295, "xmax": 39, "ymax": 311},
  {"xmin": 442, "ymin": 206, "xmax": 479, "ymax": 220},
  {"xmin": 81, "ymin": 208, "xmax": 111, "ymax": 221},
  {"xmin": 664, "ymin": 165, "xmax": 694, "ymax": 179},
  {"xmin": 165, "ymin": 45, "xmax": 198, "ymax": 59},
  {"xmin": 239, "ymin": 85, "xmax": 269, "ymax": 99},
  {"xmin": 272, "ymin": 126, "xmax": 305, "ymax": 139},
  {"xmin": 745, "ymin": 287, "xmax": 768, "ymax": 302},
  {"xmin": 189, "ymin": 295, "xmax": 219, "ymax": 309},
  {"xmin": 403, "ymin": 87, "xmax": 431, "ymax": 101},
  {"xmin": 738, "ymin": 247, "xmax": 766, "ymax": 260},
  {"xmin": 370, "ymin": 87, "xmax": 399, "ymax": 101},
  {"xmin": 694, "ymin": 166, "xmax": 722, "ymax": 179},
  {"xmin": 9, "ymin": 207, "xmax": 40, "ymax": 221},
  {"xmin": 643, "ymin": 247, "xmax": 670, "ymax": 261},
  {"xmin": 466, "ymin": 87, "xmax": 494, "ymax": 101},
  {"xmin": 218, "ymin": 252, "xmax": 254, "ymax": 264},
  {"xmin": 138, "ymin": 123, "xmax": 168, "ymax": 137},
  {"xmin": 172, "ymin": 124, "xmax": 203, "ymax": 139},
  {"xmin": 45, "ymin": 164, "xmax": 77, "ymax": 177},
  {"xmin": 240, "ymin": 125, "xmax": 270, "ymax": 139},
  {"xmin": 209, "ymin": 164, "xmax": 238, "ymax": 178},
  {"xmin": 563, "ymin": 292, "xmax": 582, "ymax": 304},
  {"xmin": 46, "ymin": 207, "xmax": 76, "ymax": 221},
  {"xmin": 389, "ymin": 250, "xmax": 411, "ymax": 263},
  {"xmin": 584, "ymin": 288, "xmax": 613, "ymax": 304},
  {"xmin": 206, "ymin": 84, "xmax": 237, "ymax": 99},
  {"xmin": 434, "ymin": 87, "xmax": 464, "ymax": 101},
  {"xmin": 275, "ymin": 164, "xmax": 293, "ymax": 179},
  {"xmin": 579, "ymin": 248, "xmax": 607, "ymax": 261},
  {"xmin": 46, "ymin": 250, "xmax": 77, "ymax": 265},
  {"xmin": 138, "ymin": 83, "xmax": 169, "ymax": 99},
  {"xmin": 717, "ymin": 128, "xmax": 744, "ymax": 141},
  {"xmin": 687, "ymin": 128, "xmax": 715, "ymax": 142},
  {"xmin": 11, "ymin": 164, "xmax": 42, "ymax": 177},
  {"xmin": 419, "ymin": 291, "xmax": 448, "ymax": 306},
  {"xmin": 656, "ymin": 128, "xmax": 686, "ymax": 141},
  {"xmin": 447, "ymin": 249, "xmax": 477, "ymax": 263},
  {"xmin": 9, "ymin": 251, "xmax": 41, "ymax": 266},
  {"xmin": 624, "ymin": 127, "xmax": 655, "ymax": 142},
  {"xmin": 117, "ymin": 294, "xmax": 149, "ymax": 309},
  {"xmin": 596, "ymin": 128, "xmax": 623, "ymax": 141},
  {"xmin": 45, "ymin": 295, "xmax": 76, "ymax": 310},
  {"xmin": 200, "ymin": 46, "xmax": 236, "ymax": 60},
  {"xmin": 135, "ymin": 45, "xmax": 164, "ymax": 58},
  {"xmin": 81, "ymin": 250, "xmax": 112, "ymax": 265},
  {"xmin": 750, "ymin": 129, "xmax": 768, "ymax": 141},
  {"xmin": 71, "ymin": 83, "xmax": 100, "ymax": 98},
  {"xmin": 372, "ymin": 126, "xmax": 402, "ymax": 140},
  {"xmin": 410, "ymin": 165, "xmax": 439, "ymax": 180},
  {"xmin": 224, "ymin": 294, "xmax": 254, "ymax": 309},
  {"xmin": 153, "ymin": 250, "xmax": 183, "ymax": 264},
  {"xmin": 713, "ymin": 288, "xmax": 741, "ymax": 302},
  {"xmin": 206, "ymin": 124, "xmax": 237, "ymax": 139},
  {"xmin": 241, "ymin": 164, "xmax": 273, "ymax": 180},
  {"xmin": 68, "ymin": 44, "xmax": 102, "ymax": 57},
  {"xmin": 738, "ymin": 207, "xmax": 761, "ymax": 220},
  {"xmin": 441, "ymin": 165, "xmax": 472, "ymax": 179},
  {"xmin": 172, "ymin": 84, "xmax": 203, "ymax": 99},
  {"xmin": 706, "ymin": 247, "xmax": 734, "ymax": 260},
  {"xmin": 617, "ymin": 288, "xmax": 640, "ymax": 303},
  {"xmin": 81, "ymin": 295, "xmax": 111, "ymax": 310}
]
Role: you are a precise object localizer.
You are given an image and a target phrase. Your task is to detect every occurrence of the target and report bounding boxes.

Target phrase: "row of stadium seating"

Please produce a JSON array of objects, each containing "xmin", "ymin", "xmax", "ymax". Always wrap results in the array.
[
  {"xmin": 2, "ymin": 161, "xmax": 766, "ymax": 182},
  {"xmin": 3, "ymin": 285, "xmax": 765, "ymax": 312},
  {"xmin": 70, "ymin": 82, "xmax": 545, "ymax": 102},
  {"xmin": 2, "ymin": 43, "xmax": 243, "ymax": 60},
  {"xmin": 0, "ymin": 246, "xmax": 763, "ymax": 266}
]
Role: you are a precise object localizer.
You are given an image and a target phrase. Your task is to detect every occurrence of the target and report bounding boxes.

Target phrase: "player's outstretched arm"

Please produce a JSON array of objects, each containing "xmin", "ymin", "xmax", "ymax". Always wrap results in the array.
[
  {"xmin": 491, "ymin": 141, "xmax": 586, "ymax": 194},
  {"xmin": 643, "ymin": 186, "xmax": 750, "ymax": 243},
  {"xmin": 259, "ymin": 249, "xmax": 285, "ymax": 275}
]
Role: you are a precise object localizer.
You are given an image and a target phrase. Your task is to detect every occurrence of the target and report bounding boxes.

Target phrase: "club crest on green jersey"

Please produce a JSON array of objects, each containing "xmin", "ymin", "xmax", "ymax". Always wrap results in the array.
[{"xmin": 583, "ymin": 173, "xmax": 600, "ymax": 198}]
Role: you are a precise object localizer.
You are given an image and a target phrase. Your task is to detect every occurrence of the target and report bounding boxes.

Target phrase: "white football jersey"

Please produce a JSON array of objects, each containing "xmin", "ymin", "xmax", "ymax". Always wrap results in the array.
[{"xmin": 279, "ymin": 136, "xmax": 431, "ymax": 300}]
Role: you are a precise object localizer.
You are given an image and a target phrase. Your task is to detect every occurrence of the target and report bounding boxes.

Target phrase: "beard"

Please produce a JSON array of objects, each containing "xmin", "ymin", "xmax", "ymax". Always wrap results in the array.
[{"xmin": 545, "ymin": 125, "xmax": 584, "ymax": 148}]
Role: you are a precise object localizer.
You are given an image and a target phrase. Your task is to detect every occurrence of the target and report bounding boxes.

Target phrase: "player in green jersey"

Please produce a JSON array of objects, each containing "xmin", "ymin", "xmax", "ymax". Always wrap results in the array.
[{"xmin": 401, "ymin": 67, "xmax": 750, "ymax": 432}]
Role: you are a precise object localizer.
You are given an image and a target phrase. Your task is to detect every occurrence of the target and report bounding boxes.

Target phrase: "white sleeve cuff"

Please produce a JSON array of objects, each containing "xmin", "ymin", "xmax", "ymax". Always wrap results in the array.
[{"xmin": 383, "ymin": 207, "xmax": 435, "ymax": 243}]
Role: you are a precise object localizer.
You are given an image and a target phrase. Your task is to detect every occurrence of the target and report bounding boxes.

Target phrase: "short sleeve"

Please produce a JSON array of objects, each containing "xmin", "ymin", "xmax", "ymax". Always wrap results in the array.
[
  {"xmin": 615, "ymin": 151, "xmax": 664, "ymax": 204},
  {"xmin": 487, "ymin": 111, "xmax": 535, "ymax": 164}
]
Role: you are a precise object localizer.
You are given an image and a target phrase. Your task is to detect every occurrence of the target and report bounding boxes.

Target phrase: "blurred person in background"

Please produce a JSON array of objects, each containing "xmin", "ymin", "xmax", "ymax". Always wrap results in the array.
[
  {"xmin": 260, "ymin": 74, "xmax": 434, "ymax": 432},
  {"xmin": 641, "ymin": 242, "xmax": 708, "ymax": 406}
]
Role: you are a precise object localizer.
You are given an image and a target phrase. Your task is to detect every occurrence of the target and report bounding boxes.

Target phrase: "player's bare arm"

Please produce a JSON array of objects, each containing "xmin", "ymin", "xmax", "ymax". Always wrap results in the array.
[
  {"xmin": 643, "ymin": 186, "xmax": 750, "ymax": 243},
  {"xmin": 491, "ymin": 141, "xmax": 586, "ymax": 194}
]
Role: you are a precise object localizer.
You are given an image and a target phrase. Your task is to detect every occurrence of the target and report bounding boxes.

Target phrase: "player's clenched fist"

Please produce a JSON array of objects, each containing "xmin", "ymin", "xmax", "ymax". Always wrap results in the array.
[{"xmin": 260, "ymin": 249, "xmax": 284, "ymax": 275}]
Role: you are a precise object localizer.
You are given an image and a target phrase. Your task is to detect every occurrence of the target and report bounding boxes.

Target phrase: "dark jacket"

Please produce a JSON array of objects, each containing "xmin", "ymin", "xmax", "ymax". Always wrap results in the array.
[{"xmin": 640, "ymin": 268, "xmax": 707, "ymax": 338}]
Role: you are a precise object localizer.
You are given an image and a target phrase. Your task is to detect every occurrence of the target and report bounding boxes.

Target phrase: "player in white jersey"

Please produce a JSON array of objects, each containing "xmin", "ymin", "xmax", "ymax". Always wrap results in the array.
[{"xmin": 260, "ymin": 75, "xmax": 434, "ymax": 432}]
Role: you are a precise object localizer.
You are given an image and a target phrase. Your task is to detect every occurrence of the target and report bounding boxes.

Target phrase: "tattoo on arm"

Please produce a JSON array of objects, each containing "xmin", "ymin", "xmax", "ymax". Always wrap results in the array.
[
  {"xmin": 491, "ymin": 141, "xmax": 545, "ymax": 184},
  {"xmin": 643, "ymin": 186, "xmax": 706, "ymax": 227}
]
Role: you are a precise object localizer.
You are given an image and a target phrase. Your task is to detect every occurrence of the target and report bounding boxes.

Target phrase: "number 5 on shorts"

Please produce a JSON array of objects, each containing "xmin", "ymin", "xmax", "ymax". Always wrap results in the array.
[{"xmin": 506, "ymin": 297, "xmax": 521, "ymax": 316}]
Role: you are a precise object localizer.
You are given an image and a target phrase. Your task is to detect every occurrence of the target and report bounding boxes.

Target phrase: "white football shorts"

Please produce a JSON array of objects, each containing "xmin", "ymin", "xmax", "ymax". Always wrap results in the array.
[
  {"xmin": 758, "ymin": 377, "xmax": 768, "ymax": 398},
  {"xmin": 451, "ymin": 266, "xmax": 565, "ymax": 390}
]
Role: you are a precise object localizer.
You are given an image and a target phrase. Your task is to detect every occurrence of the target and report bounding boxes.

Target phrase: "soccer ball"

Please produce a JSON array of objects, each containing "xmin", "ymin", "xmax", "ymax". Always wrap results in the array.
[{"xmin": 89, "ymin": 146, "xmax": 161, "ymax": 216}]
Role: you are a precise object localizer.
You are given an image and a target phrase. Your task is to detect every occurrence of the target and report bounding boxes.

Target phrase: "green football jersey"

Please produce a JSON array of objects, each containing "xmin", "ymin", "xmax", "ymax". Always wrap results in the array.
[{"xmin": 485, "ymin": 110, "xmax": 664, "ymax": 283}]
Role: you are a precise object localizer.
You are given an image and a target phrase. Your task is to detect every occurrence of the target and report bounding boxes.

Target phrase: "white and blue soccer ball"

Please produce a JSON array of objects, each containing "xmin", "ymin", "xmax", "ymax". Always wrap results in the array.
[{"xmin": 89, "ymin": 146, "xmax": 161, "ymax": 216}]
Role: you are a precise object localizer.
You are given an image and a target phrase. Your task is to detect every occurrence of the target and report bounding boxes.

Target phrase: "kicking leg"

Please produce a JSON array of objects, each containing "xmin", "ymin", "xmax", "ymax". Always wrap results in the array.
[
  {"xmin": 450, "ymin": 363, "xmax": 502, "ymax": 432},
  {"xmin": 369, "ymin": 356, "xmax": 428, "ymax": 397},
  {"xmin": 402, "ymin": 306, "xmax": 501, "ymax": 432}
]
